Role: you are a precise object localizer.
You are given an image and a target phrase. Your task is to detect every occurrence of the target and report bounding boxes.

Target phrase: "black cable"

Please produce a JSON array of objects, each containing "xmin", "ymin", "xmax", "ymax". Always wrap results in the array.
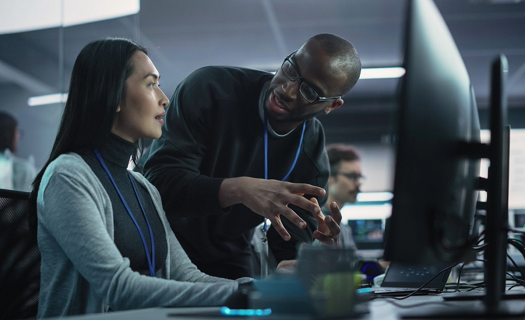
[
  {"xmin": 453, "ymin": 262, "xmax": 467, "ymax": 292},
  {"xmin": 461, "ymin": 265, "xmax": 487, "ymax": 292},
  {"xmin": 508, "ymin": 237, "xmax": 525, "ymax": 251},
  {"xmin": 509, "ymin": 228, "xmax": 525, "ymax": 235},
  {"xmin": 375, "ymin": 236, "xmax": 525, "ymax": 302},
  {"xmin": 506, "ymin": 272, "xmax": 525, "ymax": 287},
  {"xmin": 476, "ymin": 237, "xmax": 485, "ymax": 245},
  {"xmin": 477, "ymin": 229, "xmax": 486, "ymax": 241},
  {"xmin": 374, "ymin": 299, "xmax": 460, "ymax": 309},
  {"xmin": 445, "ymin": 282, "xmax": 479, "ymax": 288},
  {"xmin": 444, "ymin": 283, "xmax": 480, "ymax": 291},
  {"xmin": 509, "ymin": 284, "xmax": 523, "ymax": 290},
  {"xmin": 451, "ymin": 259, "xmax": 486, "ymax": 292},
  {"xmin": 508, "ymin": 236, "xmax": 525, "ymax": 246},
  {"xmin": 460, "ymin": 281, "xmax": 485, "ymax": 287},
  {"xmin": 466, "ymin": 282, "xmax": 486, "ymax": 291},
  {"xmin": 508, "ymin": 238, "xmax": 525, "ymax": 265},
  {"xmin": 506, "ymin": 230, "xmax": 525, "ymax": 279},
  {"xmin": 471, "ymin": 243, "xmax": 488, "ymax": 252},
  {"xmin": 506, "ymin": 251, "xmax": 525, "ymax": 281},
  {"xmin": 377, "ymin": 236, "xmax": 525, "ymax": 304}
]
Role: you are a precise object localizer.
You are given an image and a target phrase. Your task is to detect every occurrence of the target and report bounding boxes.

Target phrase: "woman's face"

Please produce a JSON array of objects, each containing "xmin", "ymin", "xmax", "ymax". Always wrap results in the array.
[{"xmin": 111, "ymin": 51, "xmax": 169, "ymax": 143}]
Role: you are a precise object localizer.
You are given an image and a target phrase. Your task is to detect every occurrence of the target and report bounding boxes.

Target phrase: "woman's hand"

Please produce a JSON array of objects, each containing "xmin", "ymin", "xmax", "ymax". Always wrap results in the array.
[{"xmin": 310, "ymin": 198, "xmax": 341, "ymax": 246}]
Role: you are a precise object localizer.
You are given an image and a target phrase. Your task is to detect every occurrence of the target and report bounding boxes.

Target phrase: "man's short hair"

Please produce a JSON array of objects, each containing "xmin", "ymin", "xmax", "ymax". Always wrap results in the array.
[{"xmin": 326, "ymin": 143, "xmax": 360, "ymax": 176}]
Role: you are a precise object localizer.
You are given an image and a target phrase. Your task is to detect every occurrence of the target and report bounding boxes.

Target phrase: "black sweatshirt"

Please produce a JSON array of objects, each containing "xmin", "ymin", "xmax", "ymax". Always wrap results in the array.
[
  {"xmin": 140, "ymin": 66, "xmax": 329, "ymax": 279},
  {"xmin": 79, "ymin": 134, "xmax": 167, "ymax": 275}
]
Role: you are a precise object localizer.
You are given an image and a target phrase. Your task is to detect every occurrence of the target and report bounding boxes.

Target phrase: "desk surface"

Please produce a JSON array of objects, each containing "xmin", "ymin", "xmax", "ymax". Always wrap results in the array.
[{"xmin": 46, "ymin": 294, "xmax": 525, "ymax": 320}]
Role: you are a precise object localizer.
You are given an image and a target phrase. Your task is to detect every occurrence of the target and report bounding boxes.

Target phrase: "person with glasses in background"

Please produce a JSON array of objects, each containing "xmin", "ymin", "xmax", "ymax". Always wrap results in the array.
[
  {"xmin": 324, "ymin": 144, "xmax": 365, "ymax": 249},
  {"xmin": 140, "ymin": 33, "xmax": 362, "ymax": 279}
]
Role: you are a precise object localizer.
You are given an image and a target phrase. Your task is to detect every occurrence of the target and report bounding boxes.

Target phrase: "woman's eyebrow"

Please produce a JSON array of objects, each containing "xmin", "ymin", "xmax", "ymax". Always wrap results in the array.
[{"xmin": 143, "ymin": 73, "xmax": 160, "ymax": 80}]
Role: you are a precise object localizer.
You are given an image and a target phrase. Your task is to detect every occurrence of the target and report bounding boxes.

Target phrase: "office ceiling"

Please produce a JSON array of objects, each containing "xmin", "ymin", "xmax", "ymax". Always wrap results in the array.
[{"xmin": 0, "ymin": 0, "xmax": 524, "ymax": 151}]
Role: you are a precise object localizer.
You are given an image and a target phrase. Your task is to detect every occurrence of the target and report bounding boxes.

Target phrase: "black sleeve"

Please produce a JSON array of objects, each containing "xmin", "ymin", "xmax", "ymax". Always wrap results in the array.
[{"xmin": 140, "ymin": 67, "xmax": 225, "ymax": 217}]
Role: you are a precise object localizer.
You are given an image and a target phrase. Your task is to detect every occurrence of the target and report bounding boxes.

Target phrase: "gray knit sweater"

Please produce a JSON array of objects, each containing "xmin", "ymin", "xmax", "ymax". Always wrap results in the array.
[{"xmin": 37, "ymin": 153, "xmax": 248, "ymax": 318}]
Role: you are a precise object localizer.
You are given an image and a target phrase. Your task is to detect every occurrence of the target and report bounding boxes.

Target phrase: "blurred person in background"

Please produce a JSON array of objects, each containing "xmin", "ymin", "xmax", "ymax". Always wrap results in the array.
[
  {"xmin": 0, "ymin": 111, "xmax": 37, "ymax": 191},
  {"xmin": 324, "ymin": 143, "xmax": 364, "ymax": 248}
]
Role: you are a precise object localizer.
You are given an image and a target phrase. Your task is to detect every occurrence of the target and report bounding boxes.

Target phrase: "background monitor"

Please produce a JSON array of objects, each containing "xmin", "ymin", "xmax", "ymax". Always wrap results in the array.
[
  {"xmin": 347, "ymin": 219, "xmax": 384, "ymax": 250},
  {"xmin": 383, "ymin": 0, "xmax": 481, "ymax": 266}
]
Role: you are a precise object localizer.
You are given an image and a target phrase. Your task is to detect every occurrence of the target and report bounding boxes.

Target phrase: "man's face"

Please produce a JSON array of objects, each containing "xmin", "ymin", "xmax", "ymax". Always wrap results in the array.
[
  {"xmin": 264, "ymin": 39, "xmax": 347, "ymax": 133},
  {"xmin": 329, "ymin": 160, "xmax": 363, "ymax": 204}
]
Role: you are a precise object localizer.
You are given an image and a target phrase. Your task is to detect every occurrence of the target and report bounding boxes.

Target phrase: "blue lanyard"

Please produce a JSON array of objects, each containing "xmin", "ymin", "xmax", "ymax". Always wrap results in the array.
[
  {"xmin": 262, "ymin": 113, "xmax": 306, "ymax": 233},
  {"xmin": 94, "ymin": 150, "xmax": 156, "ymax": 277}
]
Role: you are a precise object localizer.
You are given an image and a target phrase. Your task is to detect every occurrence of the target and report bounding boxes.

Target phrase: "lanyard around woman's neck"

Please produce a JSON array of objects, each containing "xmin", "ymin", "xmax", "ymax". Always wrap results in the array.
[
  {"xmin": 262, "ymin": 113, "xmax": 306, "ymax": 233},
  {"xmin": 94, "ymin": 149, "xmax": 156, "ymax": 277}
]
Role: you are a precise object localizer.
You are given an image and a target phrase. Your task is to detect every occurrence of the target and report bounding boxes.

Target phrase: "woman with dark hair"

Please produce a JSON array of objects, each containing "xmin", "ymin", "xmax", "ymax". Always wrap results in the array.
[
  {"xmin": 29, "ymin": 38, "xmax": 251, "ymax": 318},
  {"xmin": 0, "ymin": 111, "xmax": 36, "ymax": 191}
]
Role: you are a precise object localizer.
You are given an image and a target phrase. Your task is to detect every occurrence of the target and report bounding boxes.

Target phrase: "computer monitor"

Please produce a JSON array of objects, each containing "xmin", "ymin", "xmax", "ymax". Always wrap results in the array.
[
  {"xmin": 347, "ymin": 219, "xmax": 383, "ymax": 250},
  {"xmin": 383, "ymin": 0, "xmax": 514, "ymax": 315},
  {"xmin": 384, "ymin": 0, "xmax": 481, "ymax": 267}
]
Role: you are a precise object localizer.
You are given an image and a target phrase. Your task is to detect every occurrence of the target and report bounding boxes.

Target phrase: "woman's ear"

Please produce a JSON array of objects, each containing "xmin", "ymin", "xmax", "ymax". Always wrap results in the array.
[{"xmin": 116, "ymin": 105, "xmax": 121, "ymax": 113}]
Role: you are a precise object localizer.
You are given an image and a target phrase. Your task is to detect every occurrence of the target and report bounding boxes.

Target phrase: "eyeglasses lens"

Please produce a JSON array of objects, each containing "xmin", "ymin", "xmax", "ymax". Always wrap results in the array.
[
  {"xmin": 299, "ymin": 83, "xmax": 318, "ymax": 102},
  {"xmin": 282, "ymin": 60, "xmax": 298, "ymax": 80},
  {"xmin": 281, "ymin": 57, "xmax": 319, "ymax": 103},
  {"xmin": 340, "ymin": 173, "xmax": 364, "ymax": 181}
]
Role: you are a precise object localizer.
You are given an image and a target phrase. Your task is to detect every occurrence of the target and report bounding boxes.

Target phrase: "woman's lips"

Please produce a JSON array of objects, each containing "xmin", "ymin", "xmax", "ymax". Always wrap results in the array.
[{"xmin": 155, "ymin": 113, "xmax": 165, "ymax": 125}]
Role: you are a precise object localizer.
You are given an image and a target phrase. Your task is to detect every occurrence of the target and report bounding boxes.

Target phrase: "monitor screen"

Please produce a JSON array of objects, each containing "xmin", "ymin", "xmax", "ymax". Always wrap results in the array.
[
  {"xmin": 347, "ymin": 219, "xmax": 384, "ymax": 250},
  {"xmin": 514, "ymin": 211, "xmax": 525, "ymax": 230},
  {"xmin": 383, "ymin": 0, "xmax": 481, "ymax": 266}
]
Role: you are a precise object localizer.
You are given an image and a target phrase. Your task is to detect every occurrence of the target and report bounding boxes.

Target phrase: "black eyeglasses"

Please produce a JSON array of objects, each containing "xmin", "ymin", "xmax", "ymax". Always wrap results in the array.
[
  {"xmin": 280, "ymin": 50, "xmax": 342, "ymax": 104},
  {"xmin": 337, "ymin": 172, "xmax": 365, "ymax": 182}
]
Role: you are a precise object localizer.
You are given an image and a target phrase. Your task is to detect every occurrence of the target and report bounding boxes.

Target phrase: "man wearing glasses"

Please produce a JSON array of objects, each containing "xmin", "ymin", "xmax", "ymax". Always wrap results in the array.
[
  {"xmin": 140, "ymin": 33, "xmax": 361, "ymax": 279},
  {"xmin": 325, "ymin": 144, "xmax": 364, "ymax": 210},
  {"xmin": 324, "ymin": 144, "xmax": 365, "ymax": 250}
]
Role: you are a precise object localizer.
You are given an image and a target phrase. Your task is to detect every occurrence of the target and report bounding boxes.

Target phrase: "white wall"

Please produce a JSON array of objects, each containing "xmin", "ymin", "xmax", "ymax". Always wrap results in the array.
[{"xmin": 352, "ymin": 143, "xmax": 396, "ymax": 193}]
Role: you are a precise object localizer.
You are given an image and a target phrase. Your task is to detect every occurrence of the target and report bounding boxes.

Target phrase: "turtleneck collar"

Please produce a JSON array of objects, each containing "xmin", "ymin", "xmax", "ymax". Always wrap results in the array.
[{"xmin": 95, "ymin": 134, "xmax": 136, "ymax": 169}]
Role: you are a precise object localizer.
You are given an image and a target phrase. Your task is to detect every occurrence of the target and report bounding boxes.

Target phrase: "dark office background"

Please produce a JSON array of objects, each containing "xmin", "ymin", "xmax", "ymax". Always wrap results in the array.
[{"xmin": 0, "ymin": 0, "xmax": 524, "ymax": 192}]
